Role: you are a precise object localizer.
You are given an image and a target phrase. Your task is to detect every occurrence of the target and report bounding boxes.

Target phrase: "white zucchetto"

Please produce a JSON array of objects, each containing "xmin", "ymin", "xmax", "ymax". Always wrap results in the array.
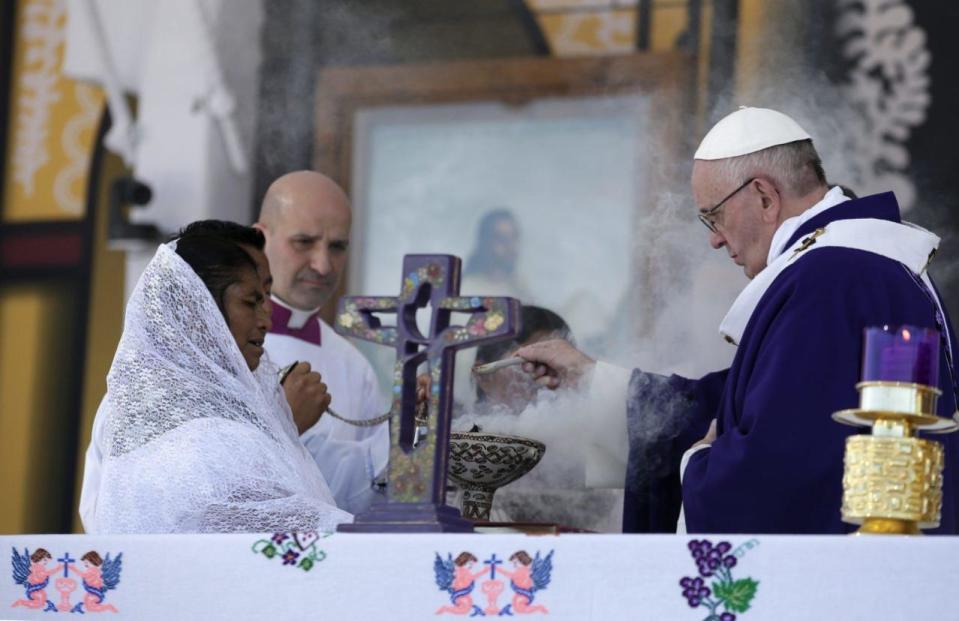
[{"xmin": 694, "ymin": 106, "xmax": 812, "ymax": 160}]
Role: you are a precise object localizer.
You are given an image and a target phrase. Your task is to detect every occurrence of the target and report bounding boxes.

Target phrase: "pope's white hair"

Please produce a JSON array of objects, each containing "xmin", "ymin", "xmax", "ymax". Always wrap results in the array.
[{"xmin": 711, "ymin": 139, "xmax": 828, "ymax": 198}]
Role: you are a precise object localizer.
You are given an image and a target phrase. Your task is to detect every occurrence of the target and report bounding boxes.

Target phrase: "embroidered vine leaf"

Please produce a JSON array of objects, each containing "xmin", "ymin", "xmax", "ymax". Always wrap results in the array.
[
  {"xmin": 714, "ymin": 578, "xmax": 759, "ymax": 613},
  {"xmin": 711, "ymin": 581, "xmax": 723, "ymax": 599}
]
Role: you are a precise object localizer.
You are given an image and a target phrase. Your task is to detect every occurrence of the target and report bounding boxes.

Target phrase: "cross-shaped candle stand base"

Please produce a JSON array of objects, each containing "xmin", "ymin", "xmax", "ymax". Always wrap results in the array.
[{"xmin": 334, "ymin": 255, "xmax": 520, "ymax": 532}]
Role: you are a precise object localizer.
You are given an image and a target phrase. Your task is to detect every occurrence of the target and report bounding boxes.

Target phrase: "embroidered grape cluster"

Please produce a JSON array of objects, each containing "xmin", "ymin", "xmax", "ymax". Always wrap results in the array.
[
  {"xmin": 678, "ymin": 539, "xmax": 758, "ymax": 620},
  {"xmin": 679, "ymin": 576, "xmax": 711, "ymax": 607},
  {"xmin": 688, "ymin": 539, "xmax": 737, "ymax": 577}
]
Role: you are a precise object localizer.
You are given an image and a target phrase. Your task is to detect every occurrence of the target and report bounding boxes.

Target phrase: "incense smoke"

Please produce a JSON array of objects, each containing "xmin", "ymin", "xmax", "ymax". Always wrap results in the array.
[{"xmin": 249, "ymin": 2, "xmax": 952, "ymax": 531}]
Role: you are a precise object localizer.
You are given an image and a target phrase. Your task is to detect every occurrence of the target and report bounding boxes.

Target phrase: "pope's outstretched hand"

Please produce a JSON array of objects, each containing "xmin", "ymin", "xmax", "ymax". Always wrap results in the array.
[
  {"xmin": 514, "ymin": 339, "xmax": 596, "ymax": 390},
  {"xmin": 282, "ymin": 362, "xmax": 331, "ymax": 434}
]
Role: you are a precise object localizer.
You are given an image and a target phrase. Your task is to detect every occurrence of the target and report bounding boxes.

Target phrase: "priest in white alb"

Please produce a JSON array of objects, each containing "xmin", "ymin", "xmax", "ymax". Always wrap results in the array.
[{"xmin": 255, "ymin": 171, "xmax": 390, "ymax": 514}]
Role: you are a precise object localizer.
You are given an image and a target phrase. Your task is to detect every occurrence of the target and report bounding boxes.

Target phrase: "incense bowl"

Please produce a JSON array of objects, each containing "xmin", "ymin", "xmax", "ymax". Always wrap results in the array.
[{"xmin": 448, "ymin": 431, "xmax": 545, "ymax": 521}]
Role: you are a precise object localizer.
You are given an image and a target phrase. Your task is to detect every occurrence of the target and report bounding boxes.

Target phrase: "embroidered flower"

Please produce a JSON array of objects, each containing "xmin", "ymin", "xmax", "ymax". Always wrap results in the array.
[
  {"xmin": 282, "ymin": 549, "xmax": 300, "ymax": 565},
  {"xmin": 484, "ymin": 313, "xmax": 504, "ymax": 331},
  {"xmin": 261, "ymin": 544, "xmax": 277, "ymax": 559},
  {"xmin": 271, "ymin": 533, "xmax": 289, "ymax": 545}
]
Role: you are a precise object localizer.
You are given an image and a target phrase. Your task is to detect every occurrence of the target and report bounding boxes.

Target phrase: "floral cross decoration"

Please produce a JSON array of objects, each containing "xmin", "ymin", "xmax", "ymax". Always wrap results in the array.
[
  {"xmin": 334, "ymin": 254, "xmax": 520, "ymax": 506},
  {"xmin": 252, "ymin": 532, "xmax": 330, "ymax": 572}
]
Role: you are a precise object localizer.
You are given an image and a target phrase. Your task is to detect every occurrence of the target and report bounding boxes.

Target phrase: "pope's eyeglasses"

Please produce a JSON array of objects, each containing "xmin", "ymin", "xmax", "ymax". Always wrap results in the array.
[{"xmin": 698, "ymin": 177, "xmax": 755, "ymax": 233}]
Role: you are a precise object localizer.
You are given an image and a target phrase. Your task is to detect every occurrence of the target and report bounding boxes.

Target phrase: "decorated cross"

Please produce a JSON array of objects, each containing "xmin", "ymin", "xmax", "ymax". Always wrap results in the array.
[{"xmin": 334, "ymin": 254, "xmax": 519, "ymax": 532}]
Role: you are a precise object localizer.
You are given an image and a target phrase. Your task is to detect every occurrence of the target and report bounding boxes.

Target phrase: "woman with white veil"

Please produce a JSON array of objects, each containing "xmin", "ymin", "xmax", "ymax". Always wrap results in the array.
[{"xmin": 86, "ymin": 231, "xmax": 351, "ymax": 533}]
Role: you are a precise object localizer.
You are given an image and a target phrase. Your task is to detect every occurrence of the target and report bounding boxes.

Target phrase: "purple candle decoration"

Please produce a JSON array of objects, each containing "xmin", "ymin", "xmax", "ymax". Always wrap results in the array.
[{"xmin": 862, "ymin": 325, "xmax": 940, "ymax": 387}]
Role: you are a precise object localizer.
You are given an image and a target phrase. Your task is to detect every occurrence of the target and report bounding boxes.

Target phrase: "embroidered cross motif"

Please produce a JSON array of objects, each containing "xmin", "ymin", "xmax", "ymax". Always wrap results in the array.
[
  {"xmin": 789, "ymin": 227, "xmax": 826, "ymax": 261},
  {"xmin": 57, "ymin": 553, "xmax": 75, "ymax": 578}
]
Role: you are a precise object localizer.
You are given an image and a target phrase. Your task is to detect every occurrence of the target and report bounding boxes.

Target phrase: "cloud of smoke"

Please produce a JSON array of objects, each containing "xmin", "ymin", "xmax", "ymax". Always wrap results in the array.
[
  {"xmin": 453, "ymin": 388, "xmax": 621, "ymax": 532},
  {"xmin": 250, "ymin": 0, "xmax": 952, "ymax": 531}
]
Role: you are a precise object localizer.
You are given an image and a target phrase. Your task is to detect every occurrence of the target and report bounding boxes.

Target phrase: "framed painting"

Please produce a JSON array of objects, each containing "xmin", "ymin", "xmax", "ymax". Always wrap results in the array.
[{"xmin": 314, "ymin": 52, "xmax": 695, "ymax": 371}]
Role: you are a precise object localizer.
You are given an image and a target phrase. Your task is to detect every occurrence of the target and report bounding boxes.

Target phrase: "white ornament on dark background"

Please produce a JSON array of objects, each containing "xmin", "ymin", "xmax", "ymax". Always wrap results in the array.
[
  {"xmin": 836, "ymin": 0, "xmax": 930, "ymax": 210},
  {"xmin": 54, "ymin": 82, "xmax": 100, "ymax": 214}
]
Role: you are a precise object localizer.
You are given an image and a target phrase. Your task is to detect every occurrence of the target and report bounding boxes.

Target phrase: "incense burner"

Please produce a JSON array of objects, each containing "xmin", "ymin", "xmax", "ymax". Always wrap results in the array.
[{"xmin": 448, "ymin": 432, "xmax": 545, "ymax": 521}]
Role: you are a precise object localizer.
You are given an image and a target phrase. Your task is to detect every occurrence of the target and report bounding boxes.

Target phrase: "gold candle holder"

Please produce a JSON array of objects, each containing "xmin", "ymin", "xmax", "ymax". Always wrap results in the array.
[{"xmin": 833, "ymin": 381, "xmax": 957, "ymax": 535}]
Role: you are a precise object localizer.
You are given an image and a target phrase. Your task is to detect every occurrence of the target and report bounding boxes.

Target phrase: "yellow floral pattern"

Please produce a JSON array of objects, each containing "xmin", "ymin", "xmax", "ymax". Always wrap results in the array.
[
  {"xmin": 526, "ymin": 0, "xmax": 637, "ymax": 56},
  {"xmin": 3, "ymin": 0, "xmax": 105, "ymax": 222}
]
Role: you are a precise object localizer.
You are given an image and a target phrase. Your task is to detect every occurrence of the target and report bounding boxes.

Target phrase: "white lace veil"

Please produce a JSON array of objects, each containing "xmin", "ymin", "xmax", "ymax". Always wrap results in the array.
[{"xmin": 93, "ymin": 243, "xmax": 352, "ymax": 533}]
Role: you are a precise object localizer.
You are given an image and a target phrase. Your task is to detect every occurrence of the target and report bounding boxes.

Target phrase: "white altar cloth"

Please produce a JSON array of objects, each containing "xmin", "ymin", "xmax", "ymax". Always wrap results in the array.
[{"xmin": 2, "ymin": 533, "xmax": 955, "ymax": 620}]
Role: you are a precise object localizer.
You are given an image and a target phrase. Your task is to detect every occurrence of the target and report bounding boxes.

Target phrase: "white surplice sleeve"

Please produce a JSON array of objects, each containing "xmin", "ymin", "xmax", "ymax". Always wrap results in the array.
[{"xmin": 584, "ymin": 361, "xmax": 632, "ymax": 488}]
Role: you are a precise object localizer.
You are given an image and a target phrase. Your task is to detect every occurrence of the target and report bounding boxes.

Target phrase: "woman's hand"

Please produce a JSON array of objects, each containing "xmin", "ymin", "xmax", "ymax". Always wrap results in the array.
[{"xmin": 282, "ymin": 362, "xmax": 331, "ymax": 435}]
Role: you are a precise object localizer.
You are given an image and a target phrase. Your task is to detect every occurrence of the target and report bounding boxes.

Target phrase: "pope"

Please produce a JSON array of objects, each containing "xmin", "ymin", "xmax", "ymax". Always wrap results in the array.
[{"xmin": 515, "ymin": 107, "xmax": 959, "ymax": 534}]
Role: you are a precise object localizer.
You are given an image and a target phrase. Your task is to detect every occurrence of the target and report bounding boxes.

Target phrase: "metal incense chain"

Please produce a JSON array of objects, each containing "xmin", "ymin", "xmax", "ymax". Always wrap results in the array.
[
  {"xmin": 326, "ymin": 407, "xmax": 393, "ymax": 427},
  {"xmin": 277, "ymin": 357, "xmax": 524, "ymax": 428},
  {"xmin": 278, "ymin": 362, "xmax": 395, "ymax": 427}
]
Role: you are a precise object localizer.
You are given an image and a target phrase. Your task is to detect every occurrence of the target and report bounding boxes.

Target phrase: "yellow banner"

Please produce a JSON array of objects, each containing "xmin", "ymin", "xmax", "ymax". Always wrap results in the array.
[{"xmin": 3, "ymin": 0, "xmax": 104, "ymax": 222}]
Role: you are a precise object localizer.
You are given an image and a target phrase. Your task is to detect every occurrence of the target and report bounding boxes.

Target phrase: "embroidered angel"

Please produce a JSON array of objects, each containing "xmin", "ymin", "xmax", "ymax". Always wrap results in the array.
[
  {"xmin": 11, "ymin": 547, "xmax": 61, "ymax": 611},
  {"xmin": 68, "ymin": 551, "xmax": 122, "ymax": 613},
  {"xmin": 435, "ymin": 552, "xmax": 490, "ymax": 616},
  {"xmin": 497, "ymin": 550, "xmax": 552, "ymax": 615}
]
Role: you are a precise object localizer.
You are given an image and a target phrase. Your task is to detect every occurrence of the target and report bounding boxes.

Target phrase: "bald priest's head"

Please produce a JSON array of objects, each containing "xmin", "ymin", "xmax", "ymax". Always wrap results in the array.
[{"xmin": 254, "ymin": 171, "xmax": 352, "ymax": 311}]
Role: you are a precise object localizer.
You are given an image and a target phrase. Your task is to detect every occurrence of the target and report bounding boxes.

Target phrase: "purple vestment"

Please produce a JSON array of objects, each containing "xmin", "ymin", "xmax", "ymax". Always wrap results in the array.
[{"xmin": 624, "ymin": 192, "xmax": 959, "ymax": 534}]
